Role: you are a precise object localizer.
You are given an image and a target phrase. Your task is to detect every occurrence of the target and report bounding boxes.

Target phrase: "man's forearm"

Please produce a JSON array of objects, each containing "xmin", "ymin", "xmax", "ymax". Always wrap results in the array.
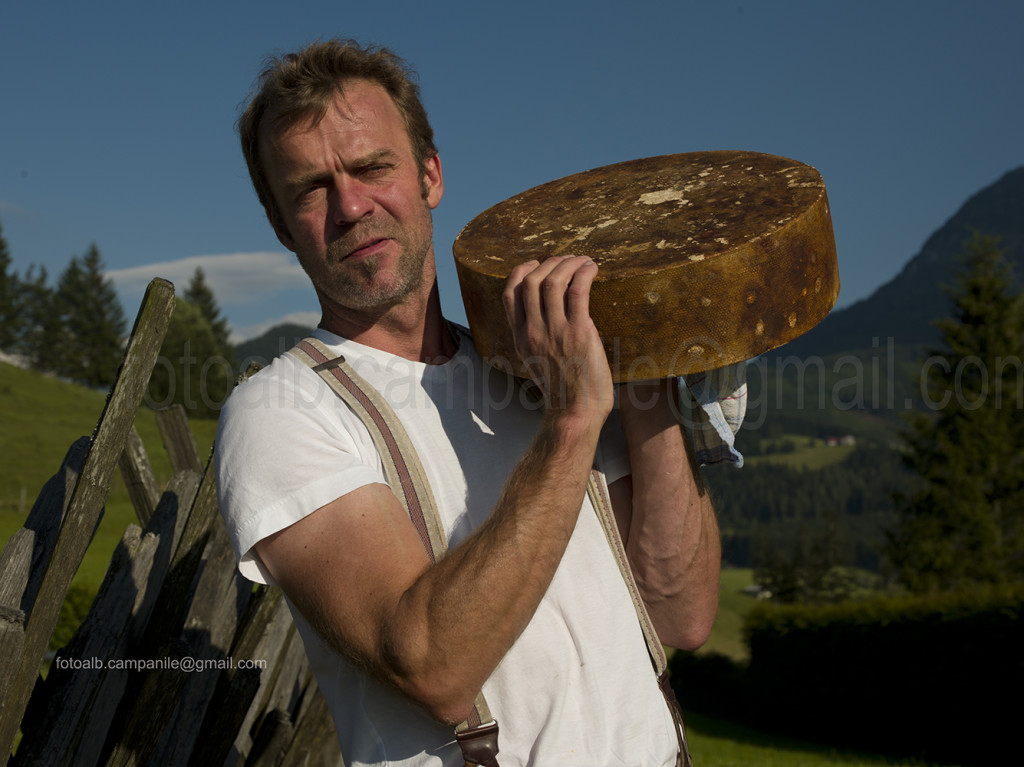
[
  {"xmin": 381, "ymin": 409, "xmax": 605, "ymax": 723},
  {"xmin": 618, "ymin": 380, "xmax": 721, "ymax": 650}
]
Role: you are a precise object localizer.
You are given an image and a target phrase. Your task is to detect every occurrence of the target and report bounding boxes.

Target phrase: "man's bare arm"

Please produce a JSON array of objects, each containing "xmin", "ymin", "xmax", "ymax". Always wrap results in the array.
[{"xmin": 608, "ymin": 379, "xmax": 721, "ymax": 650}]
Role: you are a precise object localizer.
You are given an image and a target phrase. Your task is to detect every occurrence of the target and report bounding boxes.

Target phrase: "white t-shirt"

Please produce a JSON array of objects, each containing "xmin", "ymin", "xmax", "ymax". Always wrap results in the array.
[{"xmin": 215, "ymin": 326, "xmax": 678, "ymax": 766}]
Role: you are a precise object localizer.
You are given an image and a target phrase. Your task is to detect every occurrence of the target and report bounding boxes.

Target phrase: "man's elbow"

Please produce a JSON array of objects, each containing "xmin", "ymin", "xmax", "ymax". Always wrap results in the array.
[
  {"xmin": 382, "ymin": 633, "xmax": 486, "ymax": 726},
  {"xmin": 404, "ymin": 676, "xmax": 481, "ymax": 726},
  {"xmin": 660, "ymin": 614, "xmax": 715, "ymax": 652},
  {"xmin": 651, "ymin": 594, "xmax": 718, "ymax": 652}
]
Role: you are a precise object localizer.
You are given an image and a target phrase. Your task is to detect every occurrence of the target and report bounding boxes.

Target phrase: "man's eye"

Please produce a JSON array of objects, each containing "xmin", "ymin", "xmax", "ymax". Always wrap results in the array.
[{"xmin": 297, "ymin": 185, "xmax": 324, "ymax": 201}]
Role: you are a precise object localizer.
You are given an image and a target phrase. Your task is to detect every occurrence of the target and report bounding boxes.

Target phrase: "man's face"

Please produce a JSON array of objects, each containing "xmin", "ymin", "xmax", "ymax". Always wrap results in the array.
[{"xmin": 260, "ymin": 80, "xmax": 443, "ymax": 314}]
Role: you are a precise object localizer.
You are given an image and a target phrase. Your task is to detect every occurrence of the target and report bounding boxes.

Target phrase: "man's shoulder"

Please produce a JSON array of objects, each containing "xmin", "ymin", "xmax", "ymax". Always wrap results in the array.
[
  {"xmin": 217, "ymin": 347, "xmax": 349, "ymax": 447},
  {"xmin": 229, "ymin": 347, "xmax": 317, "ymax": 396}
]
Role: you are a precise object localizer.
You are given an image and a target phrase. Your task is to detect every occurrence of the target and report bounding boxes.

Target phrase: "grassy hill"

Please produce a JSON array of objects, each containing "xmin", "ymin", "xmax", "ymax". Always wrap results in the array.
[
  {"xmin": 697, "ymin": 567, "xmax": 759, "ymax": 662},
  {"xmin": 0, "ymin": 360, "xmax": 218, "ymax": 595}
]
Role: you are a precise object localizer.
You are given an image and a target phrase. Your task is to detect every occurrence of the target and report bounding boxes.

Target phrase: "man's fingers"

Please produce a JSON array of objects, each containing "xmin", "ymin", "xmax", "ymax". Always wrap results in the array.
[
  {"xmin": 536, "ymin": 257, "xmax": 596, "ymax": 327},
  {"xmin": 500, "ymin": 255, "xmax": 610, "ymax": 413},
  {"xmin": 502, "ymin": 259, "xmax": 539, "ymax": 332},
  {"xmin": 564, "ymin": 258, "xmax": 598, "ymax": 322},
  {"xmin": 519, "ymin": 256, "xmax": 575, "ymax": 329},
  {"xmin": 518, "ymin": 256, "xmax": 596, "ymax": 327},
  {"xmin": 502, "ymin": 255, "xmax": 600, "ymax": 362}
]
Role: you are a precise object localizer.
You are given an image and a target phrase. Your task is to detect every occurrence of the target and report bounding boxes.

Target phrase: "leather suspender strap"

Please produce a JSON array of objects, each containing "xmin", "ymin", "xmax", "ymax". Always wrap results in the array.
[
  {"xmin": 288, "ymin": 337, "xmax": 499, "ymax": 767},
  {"xmin": 586, "ymin": 469, "xmax": 693, "ymax": 767}
]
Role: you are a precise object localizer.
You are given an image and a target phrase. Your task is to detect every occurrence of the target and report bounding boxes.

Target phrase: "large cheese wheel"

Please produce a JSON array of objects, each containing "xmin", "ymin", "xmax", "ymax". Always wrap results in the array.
[{"xmin": 453, "ymin": 150, "xmax": 840, "ymax": 380}]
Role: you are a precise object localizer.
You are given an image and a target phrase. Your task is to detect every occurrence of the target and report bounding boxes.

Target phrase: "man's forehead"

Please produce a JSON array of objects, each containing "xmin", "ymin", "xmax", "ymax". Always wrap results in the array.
[{"xmin": 261, "ymin": 80, "xmax": 401, "ymax": 149}]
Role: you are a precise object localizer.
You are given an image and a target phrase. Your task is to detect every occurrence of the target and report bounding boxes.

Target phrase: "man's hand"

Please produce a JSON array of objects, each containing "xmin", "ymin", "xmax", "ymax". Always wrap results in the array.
[{"xmin": 501, "ymin": 255, "xmax": 614, "ymax": 421}]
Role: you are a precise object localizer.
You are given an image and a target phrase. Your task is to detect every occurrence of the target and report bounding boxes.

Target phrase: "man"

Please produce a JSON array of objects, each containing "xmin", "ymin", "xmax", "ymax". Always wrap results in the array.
[{"xmin": 216, "ymin": 39, "xmax": 720, "ymax": 766}]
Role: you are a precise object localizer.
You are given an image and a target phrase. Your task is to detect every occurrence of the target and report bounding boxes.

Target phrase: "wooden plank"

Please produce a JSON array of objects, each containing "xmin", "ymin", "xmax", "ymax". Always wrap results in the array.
[
  {"xmin": 213, "ymin": 587, "xmax": 301, "ymax": 763},
  {"xmin": 95, "ymin": 463, "xmax": 216, "ymax": 765},
  {"xmin": 259, "ymin": 626, "xmax": 310, "ymax": 721},
  {"xmin": 52, "ymin": 467, "xmax": 202, "ymax": 767},
  {"xmin": 0, "ymin": 530, "xmax": 34, "ymax": 704},
  {"xmin": 183, "ymin": 582, "xmax": 288, "ymax": 767},
  {"xmin": 0, "ymin": 278, "xmax": 175, "ymax": 766},
  {"xmin": 232, "ymin": 628, "xmax": 318, "ymax": 766},
  {"xmin": 183, "ymin": 661, "xmax": 262, "ymax": 767},
  {"xmin": 118, "ymin": 426, "xmax": 161, "ymax": 526},
  {"xmin": 134, "ymin": 459, "xmax": 218, "ymax": 659},
  {"xmin": 100, "ymin": 638, "xmax": 192, "ymax": 767},
  {"xmin": 155, "ymin": 405, "xmax": 203, "ymax": 475},
  {"xmin": 19, "ymin": 437, "xmax": 91, "ymax": 615},
  {"xmin": 0, "ymin": 608, "xmax": 25, "ymax": 706},
  {"xmin": 14, "ymin": 525, "xmax": 161, "ymax": 767},
  {"xmin": 144, "ymin": 522, "xmax": 252, "ymax": 766},
  {"xmin": 279, "ymin": 679, "xmax": 345, "ymax": 767},
  {"xmin": 171, "ymin": 455, "xmax": 221, "ymax": 569},
  {"xmin": 65, "ymin": 470, "xmax": 201, "ymax": 766},
  {"xmin": 0, "ymin": 529, "xmax": 33, "ymax": 614},
  {"xmin": 245, "ymin": 709, "xmax": 294, "ymax": 767},
  {"xmin": 132, "ymin": 469, "xmax": 202, "ymax": 626}
]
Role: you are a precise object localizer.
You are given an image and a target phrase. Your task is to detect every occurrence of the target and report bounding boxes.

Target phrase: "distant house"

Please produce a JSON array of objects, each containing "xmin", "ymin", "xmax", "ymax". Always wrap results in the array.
[
  {"xmin": 742, "ymin": 584, "xmax": 773, "ymax": 600},
  {"xmin": 825, "ymin": 435, "xmax": 857, "ymax": 447}
]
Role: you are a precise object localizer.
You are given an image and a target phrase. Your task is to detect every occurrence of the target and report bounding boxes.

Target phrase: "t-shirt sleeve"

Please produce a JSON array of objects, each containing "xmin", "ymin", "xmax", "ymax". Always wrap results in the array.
[{"xmin": 214, "ymin": 356, "xmax": 385, "ymax": 584}]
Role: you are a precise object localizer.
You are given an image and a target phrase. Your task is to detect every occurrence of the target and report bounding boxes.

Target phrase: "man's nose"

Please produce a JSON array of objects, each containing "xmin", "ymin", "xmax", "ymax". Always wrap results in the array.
[{"xmin": 330, "ymin": 177, "xmax": 374, "ymax": 224}]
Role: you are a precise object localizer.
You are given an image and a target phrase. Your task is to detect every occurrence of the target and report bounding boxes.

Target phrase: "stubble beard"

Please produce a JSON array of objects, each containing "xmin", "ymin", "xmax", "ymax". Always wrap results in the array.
[{"xmin": 314, "ymin": 221, "xmax": 432, "ymax": 313}]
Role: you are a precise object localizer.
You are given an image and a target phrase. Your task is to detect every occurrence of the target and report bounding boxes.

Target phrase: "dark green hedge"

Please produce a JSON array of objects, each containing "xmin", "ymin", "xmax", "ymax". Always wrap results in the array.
[{"xmin": 671, "ymin": 584, "xmax": 1023, "ymax": 765}]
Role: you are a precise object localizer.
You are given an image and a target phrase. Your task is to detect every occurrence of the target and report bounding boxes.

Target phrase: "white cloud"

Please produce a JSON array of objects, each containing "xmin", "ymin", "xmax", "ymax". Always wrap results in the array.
[
  {"xmin": 107, "ymin": 251, "xmax": 309, "ymax": 306},
  {"xmin": 0, "ymin": 200, "xmax": 33, "ymax": 218}
]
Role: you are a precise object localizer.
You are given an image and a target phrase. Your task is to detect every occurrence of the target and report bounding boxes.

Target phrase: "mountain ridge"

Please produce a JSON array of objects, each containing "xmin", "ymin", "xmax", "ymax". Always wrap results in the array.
[{"xmin": 778, "ymin": 165, "xmax": 1024, "ymax": 360}]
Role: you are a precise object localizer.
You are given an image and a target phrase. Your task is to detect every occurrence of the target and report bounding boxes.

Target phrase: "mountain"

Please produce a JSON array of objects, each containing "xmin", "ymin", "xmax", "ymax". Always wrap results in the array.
[
  {"xmin": 779, "ymin": 166, "xmax": 1024, "ymax": 360},
  {"xmin": 234, "ymin": 323, "xmax": 315, "ymax": 368},
  {"xmin": 744, "ymin": 166, "xmax": 1024, "ymax": 441}
]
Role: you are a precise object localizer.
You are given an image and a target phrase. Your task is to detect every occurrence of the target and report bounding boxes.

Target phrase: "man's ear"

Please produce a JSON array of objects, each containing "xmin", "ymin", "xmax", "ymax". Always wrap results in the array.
[
  {"xmin": 422, "ymin": 153, "xmax": 444, "ymax": 210},
  {"xmin": 267, "ymin": 207, "xmax": 296, "ymax": 252}
]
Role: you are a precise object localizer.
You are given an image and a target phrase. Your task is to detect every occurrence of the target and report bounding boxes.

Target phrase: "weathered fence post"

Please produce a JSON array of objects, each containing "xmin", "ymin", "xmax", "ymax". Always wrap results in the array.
[{"xmin": 0, "ymin": 278, "xmax": 175, "ymax": 764}]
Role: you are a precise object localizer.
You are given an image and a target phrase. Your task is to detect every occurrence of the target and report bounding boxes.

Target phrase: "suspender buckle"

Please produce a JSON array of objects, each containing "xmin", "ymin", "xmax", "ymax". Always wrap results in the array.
[{"xmin": 456, "ymin": 719, "xmax": 500, "ymax": 766}]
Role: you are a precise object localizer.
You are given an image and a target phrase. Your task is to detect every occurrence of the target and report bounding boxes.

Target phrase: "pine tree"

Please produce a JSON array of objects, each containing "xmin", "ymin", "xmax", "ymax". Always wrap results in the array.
[
  {"xmin": 888, "ymin": 234, "xmax": 1024, "ymax": 591},
  {"xmin": 52, "ymin": 244, "xmax": 127, "ymax": 387},
  {"xmin": 0, "ymin": 219, "xmax": 20, "ymax": 352},
  {"xmin": 14, "ymin": 265, "xmax": 59, "ymax": 370},
  {"xmin": 184, "ymin": 267, "xmax": 235, "ymax": 365},
  {"xmin": 147, "ymin": 298, "xmax": 233, "ymax": 418}
]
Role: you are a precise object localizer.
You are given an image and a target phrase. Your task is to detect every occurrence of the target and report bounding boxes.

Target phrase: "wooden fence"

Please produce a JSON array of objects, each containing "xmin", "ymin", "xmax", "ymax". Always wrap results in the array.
[{"xmin": 0, "ymin": 279, "xmax": 342, "ymax": 767}]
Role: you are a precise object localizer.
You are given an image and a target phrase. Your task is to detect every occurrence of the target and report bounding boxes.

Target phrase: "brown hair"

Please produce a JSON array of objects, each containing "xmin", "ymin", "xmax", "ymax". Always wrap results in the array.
[{"xmin": 238, "ymin": 39, "xmax": 437, "ymax": 222}]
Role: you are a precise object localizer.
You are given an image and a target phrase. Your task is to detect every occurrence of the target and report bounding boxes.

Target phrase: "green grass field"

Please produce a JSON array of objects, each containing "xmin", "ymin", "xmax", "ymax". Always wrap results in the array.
[
  {"xmin": 0, "ymin": 360, "xmax": 955, "ymax": 765},
  {"xmin": 697, "ymin": 567, "xmax": 760, "ymax": 661},
  {"xmin": 685, "ymin": 712, "xmax": 942, "ymax": 766},
  {"xmin": 0, "ymin": 360, "xmax": 218, "ymax": 595},
  {"xmin": 744, "ymin": 435, "xmax": 857, "ymax": 471}
]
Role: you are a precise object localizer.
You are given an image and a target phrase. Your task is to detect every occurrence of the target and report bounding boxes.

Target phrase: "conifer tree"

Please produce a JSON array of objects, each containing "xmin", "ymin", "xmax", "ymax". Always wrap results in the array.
[
  {"xmin": 147, "ymin": 297, "xmax": 233, "ymax": 418},
  {"xmin": 888, "ymin": 234, "xmax": 1024, "ymax": 591},
  {"xmin": 0, "ymin": 220, "xmax": 19, "ymax": 352},
  {"xmin": 184, "ymin": 267, "xmax": 235, "ymax": 365},
  {"xmin": 53, "ymin": 244, "xmax": 127, "ymax": 387},
  {"xmin": 14, "ymin": 265, "xmax": 59, "ymax": 370}
]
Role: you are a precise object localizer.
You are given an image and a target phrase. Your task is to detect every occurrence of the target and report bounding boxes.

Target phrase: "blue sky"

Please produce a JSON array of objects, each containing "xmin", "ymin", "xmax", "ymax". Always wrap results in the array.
[{"xmin": 1, "ymin": 0, "xmax": 1021, "ymax": 342}]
